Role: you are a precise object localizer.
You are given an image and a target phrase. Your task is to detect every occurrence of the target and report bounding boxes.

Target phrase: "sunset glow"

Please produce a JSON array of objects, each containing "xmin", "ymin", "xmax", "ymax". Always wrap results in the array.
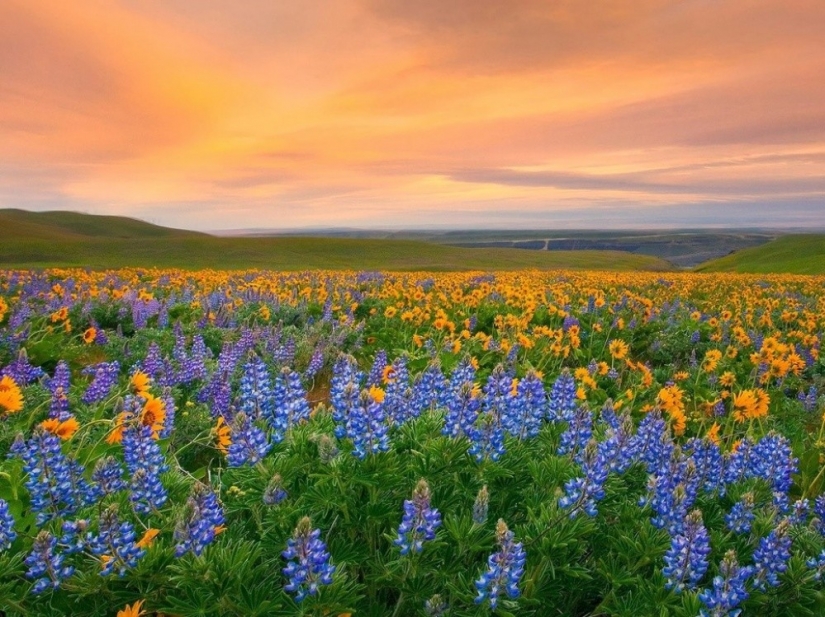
[{"xmin": 2, "ymin": 0, "xmax": 824, "ymax": 229}]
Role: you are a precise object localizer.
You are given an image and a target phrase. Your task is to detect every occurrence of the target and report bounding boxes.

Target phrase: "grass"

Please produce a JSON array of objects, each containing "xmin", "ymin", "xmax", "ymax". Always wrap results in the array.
[
  {"xmin": 0, "ymin": 209, "xmax": 675, "ymax": 271},
  {"xmin": 696, "ymin": 235, "xmax": 825, "ymax": 274},
  {"xmin": 0, "ymin": 235, "xmax": 673, "ymax": 271}
]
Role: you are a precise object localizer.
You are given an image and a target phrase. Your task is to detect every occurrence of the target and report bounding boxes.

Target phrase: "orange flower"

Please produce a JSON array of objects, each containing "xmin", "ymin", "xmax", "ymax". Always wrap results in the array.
[
  {"xmin": 608, "ymin": 339, "xmax": 629, "ymax": 360},
  {"xmin": 732, "ymin": 389, "xmax": 770, "ymax": 422},
  {"xmin": 706, "ymin": 422, "xmax": 721, "ymax": 445},
  {"xmin": 140, "ymin": 395, "xmax": 166, "ymax": 438},
  {"xmin": 82, "ymin": 327, "xmax": 97, "ymax": 344},
  {"xmin": 368, "ymin": 385, "xmax": 385, "ymax": 404},
  {"xmin": 40, "ymin": 416, "xmax": 79, "ymax": 440},
  {"xmin": 215, "ymin": 416, "xmax": 231, "ymax": 454},
  {"xmin": 381, "ymin": 365, "xmax": 397, "ymax": 384},
  {"xmin": 106, "ymin": 412, "xmax": 127, "ymax": 445},
  {"xmin": 117, "ymin": 600, "xmax": 145, "ymax": 617},
  {"xmin": 0, "ymin": 375, "xmax": 24, "ymax": 414},
  {"xmin": 130, "ymin": 371, "xmax": 151, "ymax": 397},
  {"xmin": 136, "ymin": 528, "xmax": 160, "ymax": 549}
]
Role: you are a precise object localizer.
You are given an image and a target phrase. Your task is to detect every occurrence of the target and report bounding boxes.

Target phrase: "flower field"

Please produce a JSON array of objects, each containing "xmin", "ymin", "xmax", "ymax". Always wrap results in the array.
[{"xmin": 1, "ymin": 268, "xmax": 824, "ymax": 616}]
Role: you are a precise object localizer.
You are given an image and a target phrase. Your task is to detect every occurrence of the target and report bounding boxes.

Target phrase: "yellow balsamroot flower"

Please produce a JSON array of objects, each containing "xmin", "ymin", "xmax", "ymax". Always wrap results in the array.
[
  {"xmin": 215, "ymin": 416, "xmax": 231, "ymax": 454},
  {"xmin": 82, "ymin": 327, "xmax": 97, "ymax": 344},
  {"xmin": 117, "ymin": 600, "xmax": 145, "ymax": 617},
  {"xmin": 701, "ymin": 349, "xmax": 723, "ymax": 373},
  {"xmin": 608, "ymin": 339, "xmax": 629, "ymax": 360},
  {"xmin": 706, "ymin": 422, "xmax": 721, "ymax": 445},
  {"xmin": 732, "ymin": 389, "xmax": 770, "ymax": 422},
  {"xmin": 384, "ymin": 306, "xmax": 397, "ymax": 318},
  {"xmin": 719, "ymin": 371, "xmax": 736, "ymax": 388},
  {"xmin": 382, "ymin": 364, "xmax": 397, "ymax": 384},
  {"xmin": 0, "ymin": 375, "xmax": 24, "ymax": 415},
  {"xmin": 40, "ymin": 416, "xmax": 79, "ymax": 440},
  {"xmin": 658, "ymin": 384, "xmax": 687, "ymax": 435},
  {"xmin": 673, "ymin": 371, "xmax": 690, "ymax": 382},
  {"xmin": 136, "ymin": 528, "xmax": 160, "ymax": 549},
  {"xmin": 369, "ymin": 385, "xmax": 385, "ymax": 404},
  {"xmin": 140, "ymin": 395, "xmax": 166, "ymax": 439},
  {"xmin": 130, "ymin": 371, "xmax": 152, "ymax": 397}
]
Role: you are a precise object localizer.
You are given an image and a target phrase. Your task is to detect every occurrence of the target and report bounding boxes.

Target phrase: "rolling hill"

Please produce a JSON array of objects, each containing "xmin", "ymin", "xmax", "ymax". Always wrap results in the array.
[
  {"xmin": 696, "ymin": 235, "xmax": 825, "ymax": 274},
  {"xmin": 0, "ymin": 210, "xmax": 672, "ymax": 271}
]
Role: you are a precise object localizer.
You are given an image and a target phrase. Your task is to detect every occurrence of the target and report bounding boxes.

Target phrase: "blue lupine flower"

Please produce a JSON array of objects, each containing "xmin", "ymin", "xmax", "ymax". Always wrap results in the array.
[
  {"xmin": 174, "ymin": 484, "xmax": 225, "ymax": 557},
  {"xmin": 748, "ymin": 433, "xmax": 797, "ymax": 511},
  {"xmin": 474, "ymin": 519, "xmax": 527, "ymax": 609},
  {"xmin": 1, "ymin": 349, "xmax": 45, "ymax": 385},
  {"xmin": 788, "ymin": 498, "xmax": 809, "ymax": 525},
  {"xmin": 469, "ymin": 366, "xmax": 511, "ymax": 461},
  {"xmin": 330, "ymin": 354, "xmax": 363, "ymax": 438},
  {"xmin": 395, "ymin": 480, "xmax": 442, "ymax": 555},
  {"xmin": 558, "ymin": 404, "xmax": 593, "ymax": 461},
  {"xmin": 0, "ymin": 498, "xmax": 16, "ymax": 551},
  {"xmin": 798, "ymin": 386, "xmax": 818, "ymax": 412},
  {"xmin": 59, "ymin": 519, "xmax": 89, "ymax": 555},
  {"xmin": 263, "ymin": 473, "xmax": 288, "ymax": 505},
  {"xmin": 752, "ymin": 520, "xmax": 792, "ymax": 590},
  {"xmin": 632, "ymin": 411, "xmax": 673, "ymax": 475},
  {"xmin": 725, "ymin": 493, "xmax": 755, "ymax": 534},
  {"xmin": 122, "ymin": 424, "xmax": 167, "ymax": 476},
  {"xmin": 45, "ymin": 361, "xmax": 72, "ymax": 421},
  {"xmin": 238, "ymin": 355, "xmax": 274, "ymax": 420},
  {"xmin": 663, "ymin": 509, "xmax": 711, "ymax": 593},
  {"xmin": 443, "ymin": 381, "xmax": 481, "ymax": 439},
  {"xmin": 129, "ymin": 468, "xmax": 168, "ymax": 515},
  {"xmin": 686, "ymin": 437, "xmax": 724, "ymax": 496},
  {"xmin": 141, "ymin": 342, "xmax": 169, "ymax": 385},
  {"xmin": 367, "ymin": 350, "xmax": 387, "ymax": 387},
  {"xmin": 548, "ymin": 370, "xmax": 578, "ymax": 422},
  {"xmin": 88, "ymin": 506, "xmax": 145, "ymax": 576},
  {"xmin": 384, "ymin": 357, "xmax": 414, "ymax": 426},
  {"xmin": 8, "ymin": 429, "xmax": 89, "ymax": 525},
  {"xmin": 414, "ymin": 361, "xmax": 447, "ymax": 415},
  {"xmin": 473, "ymin": 485, "xmax": 490, "ymax": 525},
  {"xmin": 559, "ymin": 440, "xmax": 610, "ymax": 518},
  {"xmin": 347, "ymin": 389, "xmax": 390, "ymax": 459},
  {"xmin": 698, "ymin": 550, "xmax": 753, "ymax": 617},
  {"xmin": 92, "ymin": 455, "xmax": 126, "ymax": 496},
  {"xmin": 598, "ymin": 411, "xmax": 638, "ymax": 474},
  {"xmin": 25, "ymin": 530, "xmax": 74, "ymax": 594},
  {"xmin": 305, "ymin": 347, "xmax": 324, "ymax": 380},
  {"xmin": 723, "ymin": 438, "xmax": 753, "ymax": 486},
  {"xmin": 424, "ymin": 594, "xmax": 448, "ymax": 617},
  {"xmin": 508, "ymin": 370, "xmax": 547, "ymax": 439},
  {"xmin": 808, "ymin": 549, "xmax": 825, "ymax": 581},
  {"xmin": 270, "ymin": 367, "xmax": 311, "ymax": 441},
  {"xmin": 226, "ymin": 412, "xmax": 271, "ymax": 467},
  {"xmin": 813, "ymin": 494, "xmax": 825, "ymax": 535},
  {"xmin": 81, "ymin": 361, "xmax": 120, "ymax": 404},
  {"xmin": 282, "ymin": 517, "xmax": 336, "ymax": 602}
]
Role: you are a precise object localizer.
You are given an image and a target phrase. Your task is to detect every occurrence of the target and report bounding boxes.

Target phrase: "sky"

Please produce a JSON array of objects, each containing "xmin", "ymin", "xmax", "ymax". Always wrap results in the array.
[{"xmin": 2, "ymin": 0, "xmax": 825, "ymax": 231}]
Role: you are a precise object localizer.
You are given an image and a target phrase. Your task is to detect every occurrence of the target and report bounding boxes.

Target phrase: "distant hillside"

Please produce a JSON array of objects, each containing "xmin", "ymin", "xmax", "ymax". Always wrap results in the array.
[
  {"xmin": 0, "ymin": 210, "xmax": 673, "ymax": 271},
  {"xmin": 696, "ymin": 235, "xmax": 825, "ymax": 274},
  {"xmin": 0, "ymin": 209, "xmax": 206, "ymax": 241}
]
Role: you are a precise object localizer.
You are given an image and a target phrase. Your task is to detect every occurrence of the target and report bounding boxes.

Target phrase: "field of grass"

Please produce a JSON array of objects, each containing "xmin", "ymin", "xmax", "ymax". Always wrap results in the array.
[
  {"xmin": 696, "ymin": 234, "xmax": 825, "ymax": 274},
  {"xmin": 0, "ymin": 211, "xmax": 673, "ymax": 271}
]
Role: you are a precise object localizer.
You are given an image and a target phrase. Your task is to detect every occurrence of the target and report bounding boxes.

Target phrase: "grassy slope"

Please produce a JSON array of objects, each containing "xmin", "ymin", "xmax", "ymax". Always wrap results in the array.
[
  {"xmin": 0, "ymin": 209, "xmax": 674, "ymax": 271},
  {"xmin": 0, "ymin": 235, "xmax": 673, "ymax": 271},
  {"xmin": 0, "ymin": 209, "xmax": 205, "ymax": 241},
  {"xmin": 696, "ymin": 235, "xmax": 825, "ymax": 274}
]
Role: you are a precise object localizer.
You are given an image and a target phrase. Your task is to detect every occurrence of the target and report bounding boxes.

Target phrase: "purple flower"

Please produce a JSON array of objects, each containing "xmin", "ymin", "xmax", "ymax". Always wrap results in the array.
[
  {"xmin": 752, "ymin": 519, "xmax": 792, "ymax": 590},
  {"xmin": 87, "ymin": 505, "xmax": 145, "ymax": 576},
  {"xmin": 663, "ymin": 509, "xmax": 711, "ymax": 593},
  {"xmin": 282, "ymin": 517, "xmax": 336, "ymax": 602},
  {"xmin": 81, "ymin": 361, "xmax": 120, "ymax": 404},
  {"xmin": 474, "ymin": 519, "xmax": 526, "ymax": 609},
  {"xmin": 395, "ymin": 480, "xmax": 442, "ymax": 555},
  {"xmin": 0, "ymin": 498, "xmax": 16, "ymax": 551},
  {"xmin": 226, "ymin": 412, "xmax": 271, "ymax": 467},
  {"xmin": 698, "ymin": 550, "xmax": 753, "ymax": 617},
  {"xmin": 25, "ymin": 530, "xmax": 74, "ymax": 594},
  {"xmin": 174, "ymin": 484, "xmax": 225, "ymax": 557}
]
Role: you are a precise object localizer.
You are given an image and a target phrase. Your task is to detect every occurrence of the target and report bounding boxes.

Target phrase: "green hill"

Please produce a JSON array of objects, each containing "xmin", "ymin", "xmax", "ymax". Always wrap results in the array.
[
  {"xmin": 696, "ymin": 235, "xmax": 825, "ymax": 274},
  {"xmin": 0, "ymin": 209, "xmax": 205, "ymax": 241},
  {"xmin": 0, "ymin": 209, "xmax": 673, "ymax": 271}
]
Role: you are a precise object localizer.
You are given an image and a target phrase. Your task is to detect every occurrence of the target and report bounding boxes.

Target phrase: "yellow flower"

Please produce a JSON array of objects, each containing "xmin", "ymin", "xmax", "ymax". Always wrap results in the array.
[
  {"xmin": 82, "ymin": 327, "xmax": 97, "ymax": 344},
  {"xmin": 732, "ymin": 389, "xmax": 770, "ymax": 422},
  {"xmin": 140, "ymin": 395, "xmax": 166, "ymax": 439},
  {"xmin": 136, "ymin": 528, "xmax": 160, "ymax": 549},
  {"xmin": 117, "ymin": 600, "xmax": 145, "ymax": 617},
  {"xmin": 381, "ymin": 365, "xmax": 397, "ymax": 384},
  {"xmin": 215, "ymin": 416, "xmax": 231, "ymax": 454},
  {"xmin": 384, "ymin": 306, "xmax": 397, "ymax": 318},
  {"xmin": 369, "ymin": 385, "xmax": 385, "ymax": 404},
  {"xmin": 130, "ymin": 371, "xmax": 151, "ymax": 397},
  {"xmin": 0, "ymin": 375, "xmax": 24, "ymax": 415},
  {"xmin": 40, "ymin": 416, "xmax": 79, "ymax": 440},
  {"xmin": 706, "ymin": 422, "xmax": 721, "ymax": 445},
  {"xmin": 608, "ymin": 339, "xmax": 629, "ymax": 360}
]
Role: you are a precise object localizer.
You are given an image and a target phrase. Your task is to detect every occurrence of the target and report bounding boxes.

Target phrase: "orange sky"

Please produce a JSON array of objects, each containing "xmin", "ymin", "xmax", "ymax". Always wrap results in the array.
[{"xmin": 2, "ymin": 0, "xmax": 824, "ymax": 230}]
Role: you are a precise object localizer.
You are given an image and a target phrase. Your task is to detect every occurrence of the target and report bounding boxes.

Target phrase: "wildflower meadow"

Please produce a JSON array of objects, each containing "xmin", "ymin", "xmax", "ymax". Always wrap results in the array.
[{"xmin": 1, "ymin": 268, "xmax": 824, "ymax": 616}]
